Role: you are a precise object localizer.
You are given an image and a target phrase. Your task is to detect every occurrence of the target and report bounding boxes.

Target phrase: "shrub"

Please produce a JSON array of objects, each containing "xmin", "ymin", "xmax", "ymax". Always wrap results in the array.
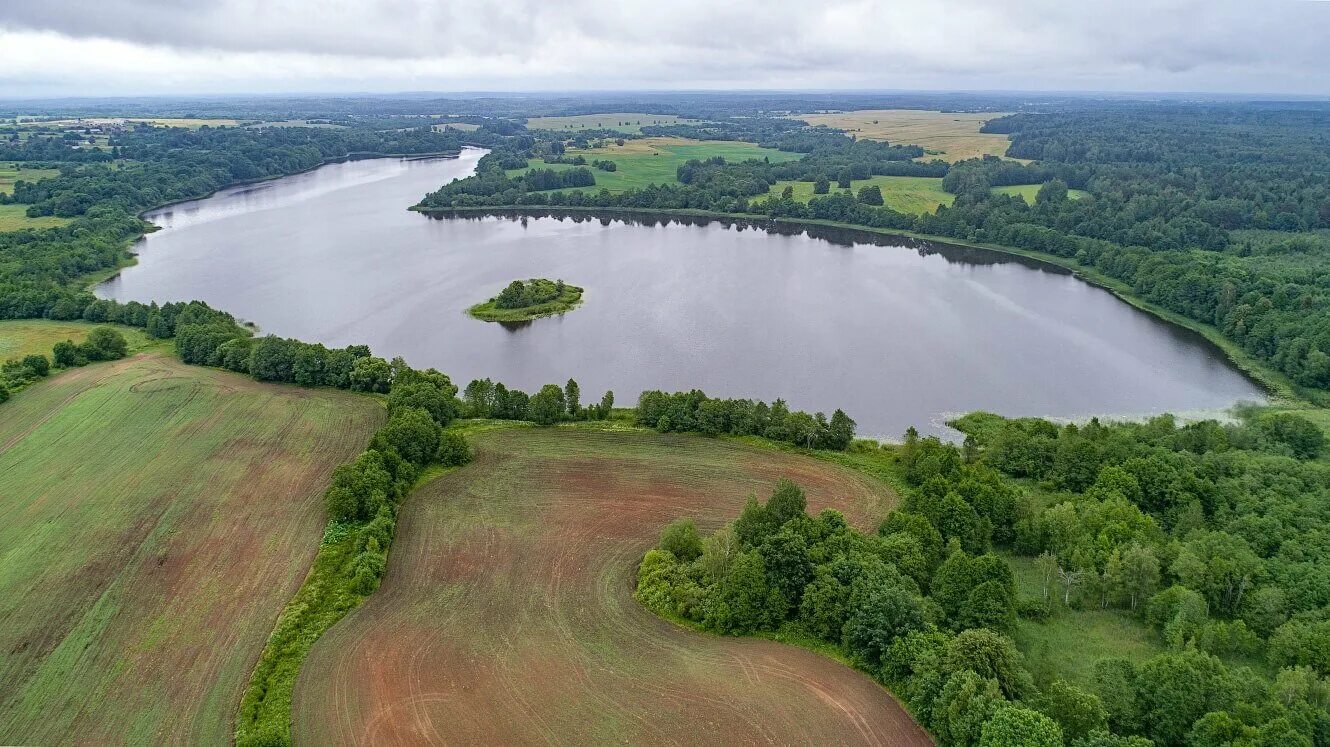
[{"xmin": 436, "ymin": 431, "xmax": 473, "ymax": 467}]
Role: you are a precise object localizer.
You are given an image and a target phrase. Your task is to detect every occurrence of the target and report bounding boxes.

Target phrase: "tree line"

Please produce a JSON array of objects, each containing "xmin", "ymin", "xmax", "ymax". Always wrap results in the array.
[{"xmin": 635, "ymin": 389, "xmax": 856, "ymax": 450}]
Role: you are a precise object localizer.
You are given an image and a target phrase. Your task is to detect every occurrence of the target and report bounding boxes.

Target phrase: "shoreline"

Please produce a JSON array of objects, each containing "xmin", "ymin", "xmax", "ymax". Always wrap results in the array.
[{"xmin": 418, "ymin": 203, "xmax": 1298, "ymax": 405}]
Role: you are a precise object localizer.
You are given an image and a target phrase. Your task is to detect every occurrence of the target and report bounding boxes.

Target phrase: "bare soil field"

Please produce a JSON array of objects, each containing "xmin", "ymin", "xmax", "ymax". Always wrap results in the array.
[
  {"xmin": 0, "ymin": 353, "xmax": 383, "ymax": 744},
  {"xmin": 293, "ymin": 426, "xmax": 930, "ymax": 745}
]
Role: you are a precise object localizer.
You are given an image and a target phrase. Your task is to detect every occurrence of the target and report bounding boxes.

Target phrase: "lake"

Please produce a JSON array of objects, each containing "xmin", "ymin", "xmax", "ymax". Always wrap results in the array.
[{"xmin": 98, "ymin": 148, "xmax": 1264, "ymax": 438}]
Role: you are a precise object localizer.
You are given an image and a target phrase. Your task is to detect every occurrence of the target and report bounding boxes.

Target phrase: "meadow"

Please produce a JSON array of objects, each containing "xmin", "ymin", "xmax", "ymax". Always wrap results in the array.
[
  {"xmin": 0, "ymin": 161, "xmax": 60, "ymax": 194},
  {"xmin": 508, "ymin": 136, "xmax": 801, "ymax": 193},
  {"xmin": 292, "ymin": 426, "xmax": 928, "ymax": 745},
  {"xmin": 767, "ymin": 175, "xmax": 956, "ymax": 214},
  {"xmin": 0, "ymin": 319, "xmax": 151, "ymax": 362},
  {"xmin": 992, "ymin": 183, "xmax": 1088, "ymax": 203},
  {"xmin": 0, "ymin": 353, "xmax": 383, "ymax": 744},
  {"xmin": 0, "ymin": 204, "xmax": 70, "ymax": 232},
  {"xmin": 525, "ymin": 112, "xmax": 701, "ymax": 134},
  {"xmin": 797, "ymin": 109, "xmax": 1016, "ymax": 162}
]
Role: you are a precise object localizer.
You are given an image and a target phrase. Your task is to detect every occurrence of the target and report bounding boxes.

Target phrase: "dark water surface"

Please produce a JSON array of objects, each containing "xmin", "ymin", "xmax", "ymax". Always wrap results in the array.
[{"xmin": 99, "ymin": 149, "xmax": 1264, "ymax": 438}]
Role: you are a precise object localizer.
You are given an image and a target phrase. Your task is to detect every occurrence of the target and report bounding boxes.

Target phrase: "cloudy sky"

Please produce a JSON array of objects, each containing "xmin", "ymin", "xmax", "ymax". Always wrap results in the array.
[{"xmin": 1, "ymin": 0, "xmax": 1328, "ymax": 98}]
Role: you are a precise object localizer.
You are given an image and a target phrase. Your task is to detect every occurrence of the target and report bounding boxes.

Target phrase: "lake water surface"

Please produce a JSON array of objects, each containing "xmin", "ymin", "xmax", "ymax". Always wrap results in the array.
[{"xmin": 98, "ymin": 148, "xmax": 1264, "ymax": 438}]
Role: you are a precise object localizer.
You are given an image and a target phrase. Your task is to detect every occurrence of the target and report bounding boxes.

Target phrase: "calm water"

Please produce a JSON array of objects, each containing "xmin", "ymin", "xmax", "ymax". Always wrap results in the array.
[{"xmin": 99, "ymin": 149, "xmax": 1264, "ymax": 438}]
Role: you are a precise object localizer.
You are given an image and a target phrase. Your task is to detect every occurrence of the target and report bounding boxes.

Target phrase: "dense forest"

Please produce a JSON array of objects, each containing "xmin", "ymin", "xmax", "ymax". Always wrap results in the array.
[{"xmin": 641, "ymin": 409, "xmax": 1330, "ymax": 746}]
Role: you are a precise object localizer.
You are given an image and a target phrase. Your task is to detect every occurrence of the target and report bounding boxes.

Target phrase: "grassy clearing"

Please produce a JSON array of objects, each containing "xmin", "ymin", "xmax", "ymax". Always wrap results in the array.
[
  {"xmin": 767, "ymin": 175, "xmax": 956, "ymax": 214},
  {"xmin": 293, "ymin": 426, "xmax": 924, "ymax": 744},
  {"xmin": 992, "ymin": 184, "xmax": 1088, "ymax": 202},
  {"xmin": 0, "ymin": 353, "xmax": 383, "ymax": 744},
  {"xmin": 0, "ymin": 162, "xmax": 60, "ymax": 195},
  {"xmin": 0, "ymin": 319, "xmax": 153, "ymax": 363},
  {"xmin": 798, "ymin": 109, "xmax": 1015, "ymax": 162},
  {"xmin": 525, "ymin": 113, "xmax": 701, "ymax": 134},
  {"xmin": 508, "ymin": 136, "xmax": 800, "ymax": 193},
  {"xmin": 0, "ymin": 204, "xmax": 70, "ymax": 232}
]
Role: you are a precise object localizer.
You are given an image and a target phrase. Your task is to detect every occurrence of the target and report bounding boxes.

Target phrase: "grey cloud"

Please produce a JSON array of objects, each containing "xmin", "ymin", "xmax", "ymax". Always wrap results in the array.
[{"xmin": 1, "ymin": 0, "xmax": 1329, "ymax": 94}]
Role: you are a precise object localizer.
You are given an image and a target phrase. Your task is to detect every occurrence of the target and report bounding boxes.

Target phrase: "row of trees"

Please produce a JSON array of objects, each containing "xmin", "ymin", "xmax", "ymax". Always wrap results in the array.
[
  {"xmin": 462, "ymin": 377, "xmax": 613, "ymax": 424},
  {"xmin": 635, "ymin": 389, "xmax": 856, "ymax": 450}
]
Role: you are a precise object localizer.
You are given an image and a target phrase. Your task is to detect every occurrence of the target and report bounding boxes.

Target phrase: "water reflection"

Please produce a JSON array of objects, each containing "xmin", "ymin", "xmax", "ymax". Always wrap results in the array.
[{"xmin": 99, "ymin": 153, "xmax": 1264, "ymax": 438}]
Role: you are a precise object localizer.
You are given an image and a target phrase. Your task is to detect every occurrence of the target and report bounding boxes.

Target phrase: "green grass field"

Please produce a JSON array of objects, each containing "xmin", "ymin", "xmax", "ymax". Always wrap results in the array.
[
  {"xmin": 508, "ymin": 136, "xmax": 801, "ymax": 194},
  {"xmin": 0, "ymin": 319, "xmax": 152, "ymax": 363},
  {"xmin": 767, "ymin": 175, "xmax": 956, "ymax": 215},
  {"xmin": 292, "ymin": 426, "xmax": 928, "ymax": 744},
  {"xmin": 992, "ymin": 184, "xmax": 1089, "ymax": 203},
  {"xmin": 0, "ymin": 353, "xmax": 384, "ymax": 744},
  {"xmin": 0, "ymin": 204, "xmax": 70, "ymax": 232},
  {"xmin": 525, "ymin": 113, "xmax": 700, "ymax": 134},
  {"xmin": 0, "ymin": 162, "xmax": 60, "ymax": 195}
]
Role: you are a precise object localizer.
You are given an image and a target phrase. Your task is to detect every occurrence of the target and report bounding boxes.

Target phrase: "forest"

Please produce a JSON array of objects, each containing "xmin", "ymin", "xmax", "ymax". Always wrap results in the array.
[{"xmin": 640, "ymin": 409, "xmax": 1330, "ymax": 746}]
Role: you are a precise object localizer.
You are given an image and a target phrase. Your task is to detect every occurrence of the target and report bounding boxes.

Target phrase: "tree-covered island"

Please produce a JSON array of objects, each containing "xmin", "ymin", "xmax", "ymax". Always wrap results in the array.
[{"xmin": 466, "ymin": 278, "xmax": 583, "ymax": 322}]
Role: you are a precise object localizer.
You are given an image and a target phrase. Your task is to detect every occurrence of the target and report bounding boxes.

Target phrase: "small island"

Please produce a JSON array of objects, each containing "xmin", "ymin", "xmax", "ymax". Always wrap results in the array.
[{"xmin": 467, "ymin": 278, "xmax": 584, "ymax": 322}]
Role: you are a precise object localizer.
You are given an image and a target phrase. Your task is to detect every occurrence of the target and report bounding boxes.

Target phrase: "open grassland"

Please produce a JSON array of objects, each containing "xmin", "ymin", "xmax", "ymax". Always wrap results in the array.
[
  {"xmin": 767, "ymin": 175, "xmax": 956, "ymax": 215},
  {"xmin": 293, "ymin": 427, "xmax": 929, "ymax": 745},
  {"xmin": 798, "ymin": 109, "xmax": 1015, "ymax": 162},
  {"xmin": 0, "ymin": 319, "xmax": 152, "ymax": 362},
  {"xmin": 525, "ymin": 113, "xmax": 701, "ymax": 134},
  {"xmin": 0, "ymin": 204, "xmax": 70, "ymax": 232},
  {"xmin": 992, "ymin": 184, "xmax": 1088, "ymax": 202},
  {"xmin": 0, "ymin": 353, "xmax": 384, "ymax": 745},
  {"xmin": 509, "ymin": 136, "xmax": 801, "ymax": 194},
  {"xmin": 0, "ymin": 162, "xmax": 60, "ymax": 194}
]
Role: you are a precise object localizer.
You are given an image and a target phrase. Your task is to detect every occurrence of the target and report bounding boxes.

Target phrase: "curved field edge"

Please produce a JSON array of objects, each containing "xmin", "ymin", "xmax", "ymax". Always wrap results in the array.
[
  {"xmin": 233, "ymin": 460, "xmax": 461, "ymax": 746},
  {"xmin": 420, "ymin": 204, "xmax": 1296, "ymax": 405},
  {"xmin": 0, "ymin": 353, "xmax": 383, "ymax": 744},
  {"xmin": 290, "ymin": 425, "xmax": 932, "ymax": 745},
  {"xmin": 466, "ymin": 286, "xmax": 584, "ymax": 322}
]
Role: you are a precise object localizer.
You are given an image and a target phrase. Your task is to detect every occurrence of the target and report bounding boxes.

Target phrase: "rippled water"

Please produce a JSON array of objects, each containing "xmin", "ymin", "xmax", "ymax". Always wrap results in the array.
[{"xmin": 98, "ymin": 149, "xmax": 1264, "ymax": 437}]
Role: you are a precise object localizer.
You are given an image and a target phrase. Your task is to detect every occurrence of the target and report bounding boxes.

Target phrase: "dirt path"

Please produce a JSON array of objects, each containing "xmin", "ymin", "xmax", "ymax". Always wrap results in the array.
[{"xmin": 293, "ymin": 427, "xmax": 932, "ymax": 745}]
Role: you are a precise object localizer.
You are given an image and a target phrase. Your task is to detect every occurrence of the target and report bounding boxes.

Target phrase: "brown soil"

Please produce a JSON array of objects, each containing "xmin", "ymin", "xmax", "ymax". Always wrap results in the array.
[{"xmin": 293, "ymin": 427, "xmax": 932, "ymax": 745}]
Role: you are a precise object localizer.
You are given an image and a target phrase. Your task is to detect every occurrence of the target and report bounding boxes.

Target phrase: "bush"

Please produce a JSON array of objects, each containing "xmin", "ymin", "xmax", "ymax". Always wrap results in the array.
[
  {"xmin": 81, "ymin": 326, "xmax": 128, "ymax": 361},
  {"xmin": 436, "ymin": 431, "xmax": 473, "ymax": 467},
  {"xmin": 371, "ymin": 407, "xmax": 442, "ymax": 466},
  {"xmin": 659, "ymin": 519, "xmax": 703, "ymax": 562},
  {"xmin": 52, "ymin": 339, "xmax": 86, "ymax": 368},
  {"xmin": 20, "ymin": 354, "xmax": 50, "ymax": 377}
]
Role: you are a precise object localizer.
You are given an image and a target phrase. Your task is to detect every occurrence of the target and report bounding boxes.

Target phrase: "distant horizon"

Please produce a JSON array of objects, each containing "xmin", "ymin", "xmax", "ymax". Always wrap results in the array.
[
  {"xmin": 3, "ymin": 1, "xmax": 1328, "ymax": 98},
  {"xmin": 3, "ymin": 87, "xmax": 1330, "ymax": 106}
]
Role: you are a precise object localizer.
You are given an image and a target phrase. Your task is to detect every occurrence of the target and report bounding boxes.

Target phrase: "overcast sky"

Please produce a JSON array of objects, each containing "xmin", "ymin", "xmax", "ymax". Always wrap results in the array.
[{"xmin": 2, "ymin": 0, "xmax": 1328, "ymax": 98}]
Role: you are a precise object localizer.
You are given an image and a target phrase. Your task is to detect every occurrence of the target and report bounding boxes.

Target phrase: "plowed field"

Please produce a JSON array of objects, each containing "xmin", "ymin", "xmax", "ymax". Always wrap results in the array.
[
  {"xmin": 0, "ymin": 353, "xmax": 383, "ymax": 744},
  {"xmin": 294, "ymin": 427, "xmax": 930, "ymax": 745}
]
